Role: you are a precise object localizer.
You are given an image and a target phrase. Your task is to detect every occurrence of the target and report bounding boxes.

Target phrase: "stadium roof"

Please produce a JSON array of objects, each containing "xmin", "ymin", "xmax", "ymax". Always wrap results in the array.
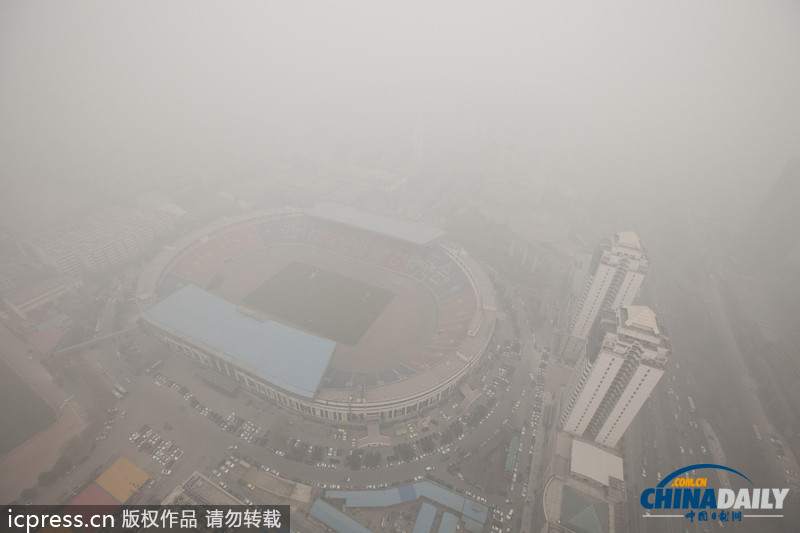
[
  {"xmin": 570, "ymin": 439, "xmax": 624, "ymax": 487},
  {"xmin": 308, "ymin": 202, "xmax": 445, "ymax": 246},
  {"xmin": 140, "ymin": 284, "xmax": 336, "ymax": 398},
  {"xmin": 309, "ymin": 499, "xmax": 372, "ymax": 533}
]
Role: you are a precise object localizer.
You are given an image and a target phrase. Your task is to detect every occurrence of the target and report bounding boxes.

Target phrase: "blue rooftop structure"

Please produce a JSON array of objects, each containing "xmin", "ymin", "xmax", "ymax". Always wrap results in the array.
[
  {"xmin": 437, "ymin": 512, "xmax": 458, "ymax": 533},
  {"xmin": 412, "ymin": 503, "xmax": 437, "ymax": 533},
  {"xmin": 326, "ymin": 482, "xmax": 488, "ymax": 528},
  {"xmin": 309, "ymin": 499, "xmax": 372, "ymax": 533},
  {"xmin": 309, "ymin": 202, "xmax": 445, "ymax": 246},
  {"xmin": 140, "ymin": 284, "xmax": 336, "ymax": 398},
  {"xmin": 416, "ymin": 483, "xmax": 465, "ymax": 514}
]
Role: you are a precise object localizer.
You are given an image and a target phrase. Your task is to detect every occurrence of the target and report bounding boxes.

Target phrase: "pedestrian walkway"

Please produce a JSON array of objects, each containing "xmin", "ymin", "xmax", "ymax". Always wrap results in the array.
[
  {"xmin": 458, "ymin": 384, "xmax": 482, "ymax": 411},
  {"xmin": 358, "ymin": 416, "xmax": 390, "ymax": 448}
]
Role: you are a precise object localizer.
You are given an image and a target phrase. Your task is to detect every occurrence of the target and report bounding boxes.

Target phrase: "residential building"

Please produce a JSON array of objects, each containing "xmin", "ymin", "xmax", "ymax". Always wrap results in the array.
[
  {"xmin": 561, "ymin": 305, "xmax": 669, "ymax": 448},
  {"xmin": 569, "ymin": 232, "xmax": 648, "ymax": 341}
]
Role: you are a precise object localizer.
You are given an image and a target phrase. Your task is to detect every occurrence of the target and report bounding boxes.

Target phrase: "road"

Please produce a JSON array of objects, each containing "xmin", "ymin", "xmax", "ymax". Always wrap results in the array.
[{"xmin": 620, "ymin": 203, "xmax": 799, "ymax": 533}]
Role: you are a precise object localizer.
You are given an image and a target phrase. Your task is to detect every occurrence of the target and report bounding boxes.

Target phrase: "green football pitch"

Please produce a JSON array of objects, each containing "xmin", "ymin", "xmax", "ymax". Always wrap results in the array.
[{"xmin": 243, "ymin": 262, "xmax": 395, "ymax": 345}]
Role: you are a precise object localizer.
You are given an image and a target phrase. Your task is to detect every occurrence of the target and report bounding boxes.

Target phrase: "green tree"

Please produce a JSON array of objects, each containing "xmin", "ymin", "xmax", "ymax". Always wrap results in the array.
[
  {"xmin": 440, "ymin": 430, "xmax": 453, "ymax": 445},
  {"xmin": 292, "ymin": 445, "xmax": 308, "ymax": 461},
  {"xmin": 364, "ymin": 451, "xmax": 382, "ymax": 468},
  {"xmin": 311, "ymin": 446, "xmax": 325, "ymax": 461},
  {"xmin": 53, "ymin": 456, "xmax": 73, "ymax": 475},
  {"xmin": 420, "ymin": 438, "xmax": 435, "ymax": 453},
  {"xmin": 38, "ymin": 471, "xmax": 58, "ymax": 486},
  {"xmin": 347, "ymin": 453, "xmax": 362, "ymax": 470},
  {"xmin": 399, "ymin": 444, "xmax": 416, "ymax": 462}
]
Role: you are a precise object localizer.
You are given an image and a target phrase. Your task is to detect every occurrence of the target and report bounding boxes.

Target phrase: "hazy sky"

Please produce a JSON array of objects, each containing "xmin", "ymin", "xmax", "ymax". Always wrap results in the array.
[{"xmin": 1, "ymin": 0, "xmax": 799, "ymax": 222}]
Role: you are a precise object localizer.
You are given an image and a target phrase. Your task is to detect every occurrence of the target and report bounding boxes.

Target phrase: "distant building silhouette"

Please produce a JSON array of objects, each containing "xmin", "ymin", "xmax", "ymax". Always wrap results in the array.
[
  {"xmin": 740, "ymin": 157, "xmax": 800, "ymax": 268},
  {"xmin": 24, "ymin": 208, "xmax": 174, "ymax": 276}
]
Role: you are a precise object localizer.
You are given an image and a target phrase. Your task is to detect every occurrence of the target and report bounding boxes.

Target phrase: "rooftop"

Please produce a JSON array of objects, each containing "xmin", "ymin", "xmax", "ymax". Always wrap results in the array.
[
  {"xmin": 570, "ymin": 439, "xmax": 624, "ymax": 487},
  {"xmin": 326, "ymin": 481, "xmax": 488, "ymax": 526},
  {"xmin": 310, "ymin": 499, "xmax": 372, "ymax": 533},
  {"xmin": 412, "ymin": 502, "xmax": 437, "ymax": 533},
  {"xmin": 437, "ymin": 512, "xmax": 459, "ymax": 533},
  {"xmin": 140, "ymin": 284, "xmax": 337, "ymax": 398},
  {"xmin": 561, "ymin": 484, "xmax": 610, "ymax": 533},
  {"xmin": 622, "ymin": 306, "xmax": 660, "ymax": 336},
  {"xmin": 615, "ymin": 231, "xmax": 642, "ymax": 251},
  {"xmin": 309, "ymin": 202, "xmax": 445, "ymax": 246}
]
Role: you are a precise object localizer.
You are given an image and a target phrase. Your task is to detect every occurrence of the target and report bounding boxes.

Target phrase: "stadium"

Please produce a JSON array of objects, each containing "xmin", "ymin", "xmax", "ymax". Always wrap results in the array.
[{"xmin": 136, "ymin": 203, "xmax": 496, "ymax": 425}]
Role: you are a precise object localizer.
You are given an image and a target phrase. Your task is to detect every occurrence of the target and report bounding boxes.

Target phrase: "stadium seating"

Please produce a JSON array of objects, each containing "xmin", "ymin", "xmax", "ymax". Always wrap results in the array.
[{"xmin": 161, "ymin": 214, "xmax": 480, "ymax": 388}]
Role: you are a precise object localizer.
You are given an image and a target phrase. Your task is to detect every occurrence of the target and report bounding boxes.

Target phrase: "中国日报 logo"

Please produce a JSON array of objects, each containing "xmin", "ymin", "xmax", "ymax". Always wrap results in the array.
[{"xmin": 640, "ymin": 464, "xmax": 790, "ymax": 524}]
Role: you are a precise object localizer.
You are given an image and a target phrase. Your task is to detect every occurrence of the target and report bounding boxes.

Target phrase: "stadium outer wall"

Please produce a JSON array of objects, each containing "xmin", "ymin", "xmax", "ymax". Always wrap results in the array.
[{"xmin": 137, "ymin": 210, "xmax": 497, "ymax": 425}]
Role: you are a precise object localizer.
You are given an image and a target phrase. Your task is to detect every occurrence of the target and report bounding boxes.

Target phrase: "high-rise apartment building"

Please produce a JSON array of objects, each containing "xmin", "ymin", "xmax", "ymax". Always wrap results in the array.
[
  {"xmin": 569, "ymin": 232, "xmax": 648, "ymax": 340},
  {"xmin": 561, "ymin": 305, "xmax": 669, "ymax": 448}
]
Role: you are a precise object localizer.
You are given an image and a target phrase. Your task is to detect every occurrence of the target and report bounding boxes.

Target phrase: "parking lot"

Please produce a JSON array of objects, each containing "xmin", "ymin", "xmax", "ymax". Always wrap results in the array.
[{"xmin": 30, "ymin": 295, "xmax": 551, "ymax": 523}]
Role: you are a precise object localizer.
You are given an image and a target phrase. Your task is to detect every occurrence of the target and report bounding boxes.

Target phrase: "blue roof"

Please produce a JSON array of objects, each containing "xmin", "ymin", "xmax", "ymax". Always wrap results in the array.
[
  {"xmin": 415, "ymin": 482, "xmax": 463, "ymax": 512},
  {"xmin": 437, "ymin": 512, "xmax": 458, "ymax": 533},
  {"xmin": 326, "ymin": 488, "xmax": 402, "ymax": 507},
  {"xmin": 460, "ymin": 498, "xmax": 489, "ymax": 525},
  {"xmin": 326, "ymin": 482, "xmax": 488, "ymax": 526},
  {"xmin": 140, "ymin": 285, "xmax": 336, "ymax": 398},
  {"xmin": 398, "ymin": 484, "xmax": 416, "ymax": 503},
  {"xmin": 412, "ymin": 503, "xmax": 437, "ymax": 533},
  {"xmin": 309, "ymin": 202, "xmax": 445, "ymax": 246},
  {"xmin": 309, "ymin": 500, "xmax": 372, "ymax": 533}
]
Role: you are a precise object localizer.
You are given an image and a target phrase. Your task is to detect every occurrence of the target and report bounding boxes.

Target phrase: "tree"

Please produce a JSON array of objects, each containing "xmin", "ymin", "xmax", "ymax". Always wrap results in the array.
[
  {"xmin": 399, "ymin": 444, "xmax": 416, "ymax": 462},
  {"xmin": 311, "ymin": 446, "xmax": 325, "ymax": 461},
  {"xmin": 38, "ymin": 471, "xmax": 58, "ymax": 486},
  {"xmin": 364, "ymin": 451, "xmax": 382, "ymax": 468},
  {"xmin": 440, "ymin": 430, "xmax": 453, "ymax": 445},
  {"xmin": 347, "ymin": 453, "xmax": 362, "ymax": 470},
  {"xmin": 420, "ymin": 437, "xmax": 435, "ymax": 453},
  {"xmin": 292, "ymin": 445, "xmax": 307, "ymax": 461},
  {"xmin": 53, "ymin": 456, "xmax": 73, "ymax": 475},
  {"xmin": 20, "ymin": 488, "xmax": 37, "ymax": 501}
]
